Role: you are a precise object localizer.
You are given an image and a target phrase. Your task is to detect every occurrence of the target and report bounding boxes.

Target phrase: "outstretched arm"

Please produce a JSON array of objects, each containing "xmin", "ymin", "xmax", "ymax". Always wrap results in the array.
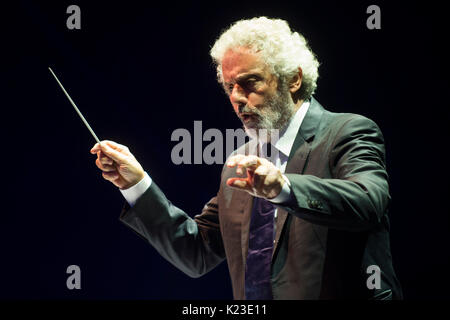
[
  {"xmin": 90, "ymin": 141, "xmax": 225, "ymax": 277},
  {"xmin": 119, "ymin": 183, "xmax": 225, "ymax": 278}
]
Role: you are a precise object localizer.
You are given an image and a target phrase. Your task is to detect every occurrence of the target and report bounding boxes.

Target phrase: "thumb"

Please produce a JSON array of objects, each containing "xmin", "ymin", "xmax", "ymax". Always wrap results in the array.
[{"xmin": 90, "ymin": 143, "xmax": 100, "ymax": 154}]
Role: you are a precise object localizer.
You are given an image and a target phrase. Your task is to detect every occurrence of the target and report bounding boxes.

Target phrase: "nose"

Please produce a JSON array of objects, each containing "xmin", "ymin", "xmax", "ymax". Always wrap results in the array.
[{"xmin": 230, "ymin": 83, "xmax": 247, "ymax": 106}]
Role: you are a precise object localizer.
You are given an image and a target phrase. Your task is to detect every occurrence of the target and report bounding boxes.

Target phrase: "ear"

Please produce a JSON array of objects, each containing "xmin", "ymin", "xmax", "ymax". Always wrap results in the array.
[{"xmin": 289, "ymin": 67, "xmax": 303, "ymax": 94}]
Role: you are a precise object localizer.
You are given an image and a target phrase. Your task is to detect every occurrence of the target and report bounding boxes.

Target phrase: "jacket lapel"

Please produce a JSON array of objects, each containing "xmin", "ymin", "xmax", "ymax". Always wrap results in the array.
[
  {"xmin": 271, "ymin": 97, "xmax": 325, "ymax": 258},
  {"xmin": 238, "ymin": 98, "xmax": 325, "ymax": 264}
]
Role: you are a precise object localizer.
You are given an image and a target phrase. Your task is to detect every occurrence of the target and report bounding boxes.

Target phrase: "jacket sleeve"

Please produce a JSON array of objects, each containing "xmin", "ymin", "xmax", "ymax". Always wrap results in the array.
[
  {"xmin": 119, "ymin": 181, "xmax": 226, "ymax": 278},
  {"xmin": 281, "ymin": 115, "xmax": 391, "ymax": 231}
]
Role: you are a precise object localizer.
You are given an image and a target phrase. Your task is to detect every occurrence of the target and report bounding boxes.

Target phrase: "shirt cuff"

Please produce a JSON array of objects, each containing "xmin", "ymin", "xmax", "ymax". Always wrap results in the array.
[
  {"xmin": 119, "ymin": 172, "xmax": 152, "ymax": 207},
  {"xmin": 269, "ymin": 174, "xmax": 292, "ymax": 204}
]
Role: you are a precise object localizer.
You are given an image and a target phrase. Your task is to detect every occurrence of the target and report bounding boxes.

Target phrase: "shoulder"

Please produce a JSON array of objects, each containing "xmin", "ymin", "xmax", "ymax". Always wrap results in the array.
[
  {"xmin": 309, "ymin": 98, "xmax": 383, "ymax": 139},
  {"xmin": 323, "ymin": 111, "xmax": 387, "ymax": 163},
  {"xmin": 324, "ymin": 109, "xmax": 380, "ymax": 130},
  {"xmin": 319, "ymin": 109, "xmax": 384, "ymax": 143}
]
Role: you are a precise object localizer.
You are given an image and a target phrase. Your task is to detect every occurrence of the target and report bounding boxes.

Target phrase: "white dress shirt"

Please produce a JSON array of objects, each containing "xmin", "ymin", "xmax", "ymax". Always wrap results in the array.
[{"xmin": 120, "ymin": 101, "xmax": 310, "ymax": 207}]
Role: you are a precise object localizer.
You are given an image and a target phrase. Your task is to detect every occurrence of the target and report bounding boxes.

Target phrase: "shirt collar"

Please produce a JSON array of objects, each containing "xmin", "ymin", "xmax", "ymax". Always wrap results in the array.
[{"xmin": 269, "ymin": 100, "xmax": 310, "ymax": 157}]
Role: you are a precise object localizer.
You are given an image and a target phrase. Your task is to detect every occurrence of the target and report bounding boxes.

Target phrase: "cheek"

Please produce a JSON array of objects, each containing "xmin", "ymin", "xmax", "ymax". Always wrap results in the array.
[
  {"xmin": 230, "ymin": 98, "xmax": 239, "ymax": 113},
  {"xmin": 248, "ymin": 93, "xmax": 269, "ymax": 109}
]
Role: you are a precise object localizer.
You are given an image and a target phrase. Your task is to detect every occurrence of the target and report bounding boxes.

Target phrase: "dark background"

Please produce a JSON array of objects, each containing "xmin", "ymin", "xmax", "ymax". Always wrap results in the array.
[{"xmin": 2, "ymin": 0, "xmax": 448, "ymax": 299}]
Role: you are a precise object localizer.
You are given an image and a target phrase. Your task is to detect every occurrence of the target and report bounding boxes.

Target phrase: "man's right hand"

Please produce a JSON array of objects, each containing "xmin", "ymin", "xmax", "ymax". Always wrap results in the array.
[{"xmin": 90, "ymin": 140, "xmax": 145, "ymax": 190}]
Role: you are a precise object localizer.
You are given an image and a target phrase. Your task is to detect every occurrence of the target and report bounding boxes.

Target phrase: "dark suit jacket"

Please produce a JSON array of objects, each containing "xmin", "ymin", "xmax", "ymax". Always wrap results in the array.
[{"xmin": 119, "ymin": 97, "xmax": 403, "ymax": 299}]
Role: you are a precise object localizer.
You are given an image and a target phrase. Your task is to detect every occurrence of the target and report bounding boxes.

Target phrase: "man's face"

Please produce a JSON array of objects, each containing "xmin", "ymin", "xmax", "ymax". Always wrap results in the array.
[{"xmin": 221, "ymin": 47, "xmax": 294, "ymax": 137}]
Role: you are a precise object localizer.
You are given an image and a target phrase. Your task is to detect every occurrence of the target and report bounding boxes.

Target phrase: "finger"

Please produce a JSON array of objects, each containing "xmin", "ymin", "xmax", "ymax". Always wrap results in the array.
[
  {"xmin": 102, "ymin": 171, "xmax": 120, "ymax": 181},
  {"xmin": 95, "ymin": 159, "xmax": 115, "ymax": 172},
  {"xmin": 90, "ymin": 143, "xmax": 100, "ymax": 154},
  {"xmin": 253, "ymin": 165, "xmax": 270, "ymax": 191},
  {"xmin": 254, "ymin": 164, "xmax": 270, "ymax": 177},
  {"xmin": 96, "ymin": 151, "xmax": 112, "ymax": 166},
  {"xmin": 102, "ymin": 140, "xmax": 130, "ymax": 154},
  {"xmin": 96, "ymin": 158, "xmax": 117, "ymax": 172},
  {"xmin": 226, "ymin": 177, "xmax": 253, "ymax": 192},
  {"xmin": 238, "ymin": 155, "xmax": 259, "ymax": 168},
  {"xmin": 227, "ymin": 154, "xmax": 246, "ymax": 167},
  {"xmin": 99, "ymin": 142, "xmax": 128, "ymax": 163},
  {"xmin": 237, "ymin": 155, "xmax": 260, "ymax": 174},
  {"xmin": 98, "ymin": 151, "xmax": 113, "ymax": 165}
]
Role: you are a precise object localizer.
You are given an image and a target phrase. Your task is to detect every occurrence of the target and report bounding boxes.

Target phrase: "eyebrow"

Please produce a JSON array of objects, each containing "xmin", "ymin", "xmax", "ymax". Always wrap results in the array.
[{"xmin": 224, "ymin": 72, "xmax": 264, "ymax": 86}]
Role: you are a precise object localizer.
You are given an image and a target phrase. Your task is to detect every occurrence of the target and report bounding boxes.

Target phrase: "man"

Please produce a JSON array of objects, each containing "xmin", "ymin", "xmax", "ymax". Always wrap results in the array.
[{"xmin": 91, "ymin": 17, "xmax": 402, "ymax": 299}]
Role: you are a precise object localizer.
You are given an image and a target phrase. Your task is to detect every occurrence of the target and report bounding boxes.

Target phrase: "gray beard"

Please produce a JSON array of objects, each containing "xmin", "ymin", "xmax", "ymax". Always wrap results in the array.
[{"xmin": 242, "ymin": 84, "xmax": 296, "ymax": 141}]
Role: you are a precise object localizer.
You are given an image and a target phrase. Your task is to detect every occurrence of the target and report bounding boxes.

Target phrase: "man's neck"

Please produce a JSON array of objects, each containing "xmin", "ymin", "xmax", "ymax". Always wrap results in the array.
[{"xmin": 293, "ymin": 99, "xmax": 304, "ymax": 114}]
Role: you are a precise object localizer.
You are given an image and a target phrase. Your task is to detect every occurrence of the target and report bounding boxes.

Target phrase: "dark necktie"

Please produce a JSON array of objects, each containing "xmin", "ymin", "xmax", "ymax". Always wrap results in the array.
[{"xmin": 245, "ymin": 196, "xmax": 276, "ymax": 299}]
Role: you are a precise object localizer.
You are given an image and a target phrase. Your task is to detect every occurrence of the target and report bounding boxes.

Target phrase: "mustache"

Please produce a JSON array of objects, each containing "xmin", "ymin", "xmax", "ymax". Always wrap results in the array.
[{"xmin": 238, "ymin": 105, "xmax": 261, "ymax": 117}]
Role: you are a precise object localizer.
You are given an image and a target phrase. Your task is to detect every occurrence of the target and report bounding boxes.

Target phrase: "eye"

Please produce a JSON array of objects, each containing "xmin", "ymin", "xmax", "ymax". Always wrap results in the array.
[
  {"xmin": 246, "ymin": 78, "xmax": 256, "ymax": 86},
  {"xmin": 227, "ymin": 83, "xmax": 234, "ymax": 93}
]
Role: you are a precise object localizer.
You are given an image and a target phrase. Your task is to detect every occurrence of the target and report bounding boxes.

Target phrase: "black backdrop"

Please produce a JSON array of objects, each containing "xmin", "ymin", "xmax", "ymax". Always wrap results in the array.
[{"xmin": 2, "ymin": 0, "xmax": 448, "ymax": 299}]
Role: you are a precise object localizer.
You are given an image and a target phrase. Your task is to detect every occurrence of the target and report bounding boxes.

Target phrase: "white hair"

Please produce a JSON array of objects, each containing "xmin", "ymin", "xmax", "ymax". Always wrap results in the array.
[{"xmin": 210, "ymin": 17, "xmax": 320, "ymax": 100}]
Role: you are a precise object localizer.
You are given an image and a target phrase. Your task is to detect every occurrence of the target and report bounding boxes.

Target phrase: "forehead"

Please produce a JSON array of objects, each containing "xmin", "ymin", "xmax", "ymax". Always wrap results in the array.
[{"xmin": 221, "ymin": 47, "xmax": 269, "ymax": 83}]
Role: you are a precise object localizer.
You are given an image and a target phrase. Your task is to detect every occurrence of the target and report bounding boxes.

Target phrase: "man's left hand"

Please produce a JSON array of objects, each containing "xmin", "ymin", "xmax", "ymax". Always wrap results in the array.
[{"xmin": 226, "ymin": 155, "xmax": 284, "ymax": 199}]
